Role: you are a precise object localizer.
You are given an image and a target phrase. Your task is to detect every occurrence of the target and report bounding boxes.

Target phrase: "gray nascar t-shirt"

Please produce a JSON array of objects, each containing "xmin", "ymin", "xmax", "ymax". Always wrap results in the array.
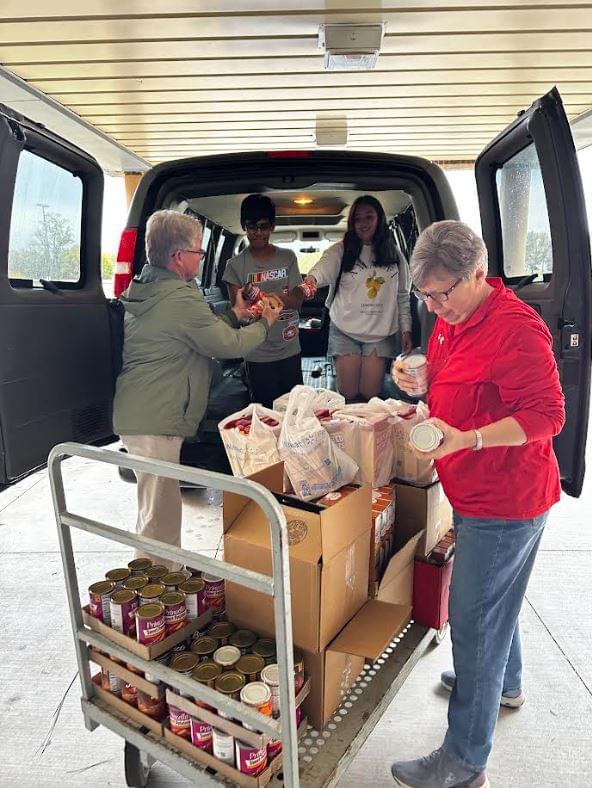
[{"xmin": 222, "ymin": 246, "xmax": 302, "ymax": 362}]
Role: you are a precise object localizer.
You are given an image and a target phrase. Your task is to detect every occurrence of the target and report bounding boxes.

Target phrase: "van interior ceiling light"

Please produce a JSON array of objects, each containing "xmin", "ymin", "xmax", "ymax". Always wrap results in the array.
[
  {"xmin": 318, "ymin": 23, "xmax": 384, "ymax": 71},
  {"xmin": 294, "ymin": 195, "xmax": 313, "ymax": 206}
]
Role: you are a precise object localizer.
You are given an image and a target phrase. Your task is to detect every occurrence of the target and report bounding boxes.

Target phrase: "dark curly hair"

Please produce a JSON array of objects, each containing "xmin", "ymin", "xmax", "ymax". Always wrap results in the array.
[
  {"xmin": 340, "ymin": 195, "xmax": 400, "ymax": 276},
  {"xmin": 240, "ymin": 194, "xmax": 276, "ymax": 228}
]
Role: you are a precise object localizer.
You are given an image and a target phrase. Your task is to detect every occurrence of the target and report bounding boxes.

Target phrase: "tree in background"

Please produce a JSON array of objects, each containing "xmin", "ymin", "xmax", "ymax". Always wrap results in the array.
[{"xmin": 8, "ymin": 208, "xmax": 79, "ymax": 281}]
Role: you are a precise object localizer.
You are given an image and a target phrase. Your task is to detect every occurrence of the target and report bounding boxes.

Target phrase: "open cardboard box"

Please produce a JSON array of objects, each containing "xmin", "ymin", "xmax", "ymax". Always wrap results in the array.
[
  {"xmin": 82, "ymin": 606, "xmax": 211, "ymax": 659},
  {"xmin": 91, "ymin": 673, "xmax": 164, "ymax": 736},
  {"xmin": 223, "ymin": 463, "xmax": 372, "ymax": 653},
  {"xmin": 394, "ymin": 481, "xmax": 452, "ymax": 557}
]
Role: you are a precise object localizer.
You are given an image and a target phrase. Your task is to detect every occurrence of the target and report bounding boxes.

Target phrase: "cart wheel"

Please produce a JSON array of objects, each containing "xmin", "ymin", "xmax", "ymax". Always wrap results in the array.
[
  {"xmin": 433, "ymin": 623, "xmax": 449, "ymax": 646},
  {"xmin": 124, "ymin": 742, "xmax": 151, "ymax": 787}
]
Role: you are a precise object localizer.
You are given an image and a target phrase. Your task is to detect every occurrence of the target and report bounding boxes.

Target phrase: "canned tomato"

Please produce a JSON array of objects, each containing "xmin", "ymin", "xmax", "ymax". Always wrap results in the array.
[
  {"xmin": 161, "ymin": 590, "xmax": 187, "ymax": 636},
  {"xmin": 170, "ymin": 651, "xmax": 199, "ymax": 677},
  {"xmin": 293, "ymin": 648, "xmax": 305, "ymax": 695},
  {"xmin": 240, "ymin": 682, "xmax": 272, "ymax": 731},
  {"xmin": 191, "ymin": 635, "xmax": 217, "ymax": 662},
  {"xmin": 137, "ymin": 689, "xmax": 166, "ymax": 720},
  {"xmin": 261, "ymin": 664, "xmax": 280, "ymax": 718},
  {"xmin": 213, "ymin": 645, "xmax": 241, "ymax": 672},
  {"xmin": 267, "ymin": 736, "xmax": 283, "ymax": 761},
  {"xmin": 229, "ymin": 628, "xmax": 257, "ymax": 655},
  {"xmin": 214, "ymin": 671, "xmax": 245, "ymax": 703},
  {"xmin": 88, "ymin": 580, "xmax": 115, "ymax": 624},
  {"xmin": 140, "ymin": 582, "xmax": 166, "ymax": 603},
  {"xmin": 105, "ymin": 567, "xmax": 131, "ymax": 588},
  {"xmin": 145, "ymin": 565, "xmax": 169, "ymax": 583},
  {"xmin": 202, "ymin": 574, "xmax": 225, "ymax": 618},
  {"xmin": 192, "ymin": 661, "xmax": 222, "ymax": 710},
  {"xmin": 162, "ymin": 571, "xmax": 190, "ymax": 591},
  {"xmin": 144, "ymin": 650, "xmax": 170, "ymax": 684},
  {"xmin": 127, "ymin": 557, "xmax": 153, "ymax": 576},
  {"xmin": 409, "ymin": 421, "xmax": 444, "ymax": 453},
  {"xmin": 168, "ymin": 702, "xmax": 191, "ymax": 738},
  {"xmin": 190, "ymin": 718, "xmax": 213, "ymax": 752},
  {"xmin": 252, "ymin": 638, "xmax": 276, "ymax": 665},
  {"xmin": 121, "ymin": 682, "xmax": 137, "ymax": 706},
  {"xmin": 178, "ymin": 578, "xmax": 206, "ymax": 620},
  {"xmin": 136, "ymin": 602, "xmax": 166, "ymax": 645},
  {"xmin": 208, "ymin": 620, "xmax": 235, "ymax": 646},
  {"xmin": 213, "ymin": 727, "xmax": 235, "ymax": 765},
  {"xmin": 398, "ymin": 351, "xmax": 428, "ymax": 396},
  {"xmin": 235, "ymin": 739, "xmax": 267, "ymax": 777},
  {"xmin": 236, "ymin": 654, "xmax": 265, "ymax": 683},
  {"xmin": 123, "ymin": 575, "xmax": 149, "ymax": 593},
  {"xmin": 109, "ymin": 671, "xmax": 123, "ymax": 697},
  {"xmin": 109, "ymin": 589, "xmax": 138, "ymax": 637}
]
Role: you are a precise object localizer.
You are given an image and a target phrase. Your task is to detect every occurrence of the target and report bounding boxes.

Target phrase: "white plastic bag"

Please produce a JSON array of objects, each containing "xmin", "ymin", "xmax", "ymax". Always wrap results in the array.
[
  {"xmin": 218, "ymin": 404, "xmax": 283, "ymax": 477},
  {"xmin": 273, "ymin": 387, "xmax": 345, "ymax": 414},
  {"xmin": 278, "ymin": 385, "xmax": 358, "ymax": 500},
  {"xmin": 331, "ymin": 404, "xmax": 394, "ymax": 487}
]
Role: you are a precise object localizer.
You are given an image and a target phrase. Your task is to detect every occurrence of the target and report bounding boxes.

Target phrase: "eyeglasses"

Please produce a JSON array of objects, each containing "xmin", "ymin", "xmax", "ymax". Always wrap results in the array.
[
  {"xmin": 412, "ymin": 278, "xmax": 462, "ymax": 303},
  {"xmin": 180, "ymin": 248, "xmax": 207, "ymax": 258},
  {"xmin": 245, "ymin": 221, "xmax": 273, "ymax": 233}
]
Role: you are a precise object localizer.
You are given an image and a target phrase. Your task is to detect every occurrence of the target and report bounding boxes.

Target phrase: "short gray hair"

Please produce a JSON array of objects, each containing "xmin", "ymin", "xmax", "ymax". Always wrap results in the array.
[
  {"xmin": 410, "ymin": 220, "xmax": 488, "ymax": 287},
  {"xmin": 145, "ymin": 210, "xmax": 202, "ymax": 268}
]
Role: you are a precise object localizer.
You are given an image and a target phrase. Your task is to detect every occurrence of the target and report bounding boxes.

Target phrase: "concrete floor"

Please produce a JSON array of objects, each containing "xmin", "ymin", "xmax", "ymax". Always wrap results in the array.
[{"xmin": 1, "ymin": 432, "xmax": 591, "ymax": 787}]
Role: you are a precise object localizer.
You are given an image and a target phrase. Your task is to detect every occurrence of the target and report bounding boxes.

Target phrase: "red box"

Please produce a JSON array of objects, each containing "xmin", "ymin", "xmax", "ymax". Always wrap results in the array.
[{"xmin": 412, "ymin": 556, "xmax": 453, "ymax": 629}]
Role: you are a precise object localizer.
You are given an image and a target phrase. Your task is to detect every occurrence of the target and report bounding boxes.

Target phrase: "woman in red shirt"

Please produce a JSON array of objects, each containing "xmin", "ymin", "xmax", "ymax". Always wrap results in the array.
[{"xmin": 390, "ymin": 220, "xmax": 565, "ymax": 788}]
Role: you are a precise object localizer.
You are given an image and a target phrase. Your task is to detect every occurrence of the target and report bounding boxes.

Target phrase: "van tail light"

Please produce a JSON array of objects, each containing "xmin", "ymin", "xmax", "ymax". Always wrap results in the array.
[
  {"xmin": 266, "ymin": 151, "xmax": 311, "ymax": 158},
  {"xmin": 114, "ymin": 228, "xmax": 138, "ymax": 297}
]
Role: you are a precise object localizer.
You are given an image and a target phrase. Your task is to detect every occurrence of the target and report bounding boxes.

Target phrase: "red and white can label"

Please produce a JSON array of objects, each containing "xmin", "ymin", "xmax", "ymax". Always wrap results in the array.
[
  {"xmin": 235, "ymin": 740, "xmax": 268, "ymax": 776},
  {"xmin": 190, "ymin": 718, "xmax": 213, "ymax": 752},
  {"xmin": 204, "ymin": 577, "xmax": 225, "ymax": 617},
  {"xmin": 137, "ymin": 609, "xmax": 166, "ymax": 645},
  {"xmin": 110, "ymin": 597, "xmax": 138, "ymax": 638},
  {"xmin": 184, "ymin": 588, "xmax": 207, "ymax": 620}
]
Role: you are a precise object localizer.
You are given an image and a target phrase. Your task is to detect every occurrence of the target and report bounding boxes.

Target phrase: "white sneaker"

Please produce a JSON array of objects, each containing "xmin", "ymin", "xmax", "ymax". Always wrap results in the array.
[{"xmin": 440, "ymin": 670, "xmax": 525, "ymax": 708}]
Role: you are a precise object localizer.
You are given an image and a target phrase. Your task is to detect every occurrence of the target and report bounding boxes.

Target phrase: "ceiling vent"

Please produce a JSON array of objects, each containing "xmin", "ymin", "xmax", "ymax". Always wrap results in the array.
[{"xmin": 318, "ymin": 23, "xmax": 384, "ymax": 71}]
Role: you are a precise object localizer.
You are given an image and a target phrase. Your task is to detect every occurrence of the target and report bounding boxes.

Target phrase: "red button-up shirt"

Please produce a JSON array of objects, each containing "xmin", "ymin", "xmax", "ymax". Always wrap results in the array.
[{"xmin": 427, "ymin": 278, "xmax": 565, "ymax": 519}]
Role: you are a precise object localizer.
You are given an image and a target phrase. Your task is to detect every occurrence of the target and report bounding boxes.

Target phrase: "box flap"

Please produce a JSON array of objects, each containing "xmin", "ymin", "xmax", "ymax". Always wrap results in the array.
[
  {"xmin": 222, "ymin": 462, "xmax": 285, "ymax": 534},
  {"xmin": 320, "ymin": 484, "xmax": 372, "ymax": 562},
  {"xmin": 379, "ymin": 531, "xmax": 423, "ymax": 591},
  {"xmin": 328, "ymin": 599, "xmax": 412, "ymax": 661}
]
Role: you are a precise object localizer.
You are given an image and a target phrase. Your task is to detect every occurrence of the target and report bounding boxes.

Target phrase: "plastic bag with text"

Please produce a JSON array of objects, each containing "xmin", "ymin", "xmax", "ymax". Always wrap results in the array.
[
  {"xmin": 218, "ymin": 404, "xmax": 283, "ymax": 477},
  {"xmin": 331, "ymin": 403, "xmax": 394, "ymax": 487},
  {"xmin": 273, "ymin": 387, "xmax": 345, "ymax": 414},
  {"xmin": 278, "ymin": 385, "xmax": 358, "ymax": 500}
]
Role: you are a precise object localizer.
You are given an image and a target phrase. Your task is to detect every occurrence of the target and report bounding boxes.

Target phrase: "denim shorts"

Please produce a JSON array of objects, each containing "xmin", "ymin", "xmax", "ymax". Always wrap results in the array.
[{"xmin": 327, "ymin": 321, "xmax": 399, "ymax": 359}]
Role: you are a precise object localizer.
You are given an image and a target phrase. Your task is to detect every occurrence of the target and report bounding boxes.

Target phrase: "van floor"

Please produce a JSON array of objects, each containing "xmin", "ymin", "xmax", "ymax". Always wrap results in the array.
[{"xmin": 1, "ymin": 426, "xmax": 590, "ymax": 787}]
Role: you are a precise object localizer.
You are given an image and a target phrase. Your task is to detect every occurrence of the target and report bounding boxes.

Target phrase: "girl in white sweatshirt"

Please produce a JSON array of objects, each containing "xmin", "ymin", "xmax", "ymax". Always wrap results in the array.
[{"xmin": 306, "ymin": 195, "xmax": 413, "ymax": 401}]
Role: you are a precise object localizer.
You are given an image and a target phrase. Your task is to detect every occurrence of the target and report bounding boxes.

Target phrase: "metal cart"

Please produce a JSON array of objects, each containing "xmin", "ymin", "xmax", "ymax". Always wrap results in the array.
[{"xmin": 49, "ymin": 442, "xmax": 443, "ymax": 788}]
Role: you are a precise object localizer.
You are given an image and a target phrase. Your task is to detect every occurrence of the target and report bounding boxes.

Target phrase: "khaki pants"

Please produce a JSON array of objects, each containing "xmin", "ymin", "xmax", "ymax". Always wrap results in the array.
[{"xmin": 120, "ymin": 435, "xmax": 184, "ymax": 571}]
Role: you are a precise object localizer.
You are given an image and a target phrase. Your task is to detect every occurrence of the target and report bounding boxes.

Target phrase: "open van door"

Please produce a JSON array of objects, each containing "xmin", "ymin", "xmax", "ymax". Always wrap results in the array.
[
  {"xmin": 476, "ymin": 87, "xmax": 592, "ymax": 497},
  {"xmin": 0, "ymin": 105, "xmax": 114, "ymax": 485}
]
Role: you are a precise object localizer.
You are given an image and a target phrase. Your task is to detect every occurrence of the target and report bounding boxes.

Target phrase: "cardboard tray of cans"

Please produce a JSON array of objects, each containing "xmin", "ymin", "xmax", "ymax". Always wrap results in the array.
[
  {"xmin": 88, "ymin": 648, "xmax": 162, "ymax": 699},
  {"xmin": 81, "ymin": 605, "xmax": 212, "ymax": 659},
  {"xmin": 163, "ymin": 713, "xmax": 308, "ymax": 788},
  {"xmin": 91, "ymin": 673, "xmax": 163, "ymax": 736},
  {"xmin": 165, "ymin": 677, "xmax": 311, "ymax": 750}
]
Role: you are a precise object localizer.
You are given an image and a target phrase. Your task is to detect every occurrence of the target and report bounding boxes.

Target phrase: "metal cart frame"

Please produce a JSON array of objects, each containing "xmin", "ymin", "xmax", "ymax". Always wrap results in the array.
[{"xmin": 48, "ymin": 442, "xmax": 440, "ymax": 788}]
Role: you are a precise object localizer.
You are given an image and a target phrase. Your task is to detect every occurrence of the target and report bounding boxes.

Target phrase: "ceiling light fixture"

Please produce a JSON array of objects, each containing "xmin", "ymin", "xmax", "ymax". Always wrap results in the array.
[
  {"xmin": 293, "ymin": 195, "xmax": 313, "ymax": 206},
  {"xmin": 318, "ymin": 23, "xmax": 384, "ymax": 71}
]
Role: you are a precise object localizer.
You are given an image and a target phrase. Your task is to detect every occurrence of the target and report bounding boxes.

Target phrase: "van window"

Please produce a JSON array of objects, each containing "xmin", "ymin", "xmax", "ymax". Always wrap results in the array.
[
  {"xmin": 8, "ymin": 150, "xmax": 83, "ymax": 285},
  {"xmin": 496, "ymin": 142, "xmax": 553, "ymax": 281}
]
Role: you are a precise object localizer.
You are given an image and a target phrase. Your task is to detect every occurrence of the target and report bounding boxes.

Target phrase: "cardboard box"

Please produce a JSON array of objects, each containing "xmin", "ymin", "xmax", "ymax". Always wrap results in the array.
[
  {"xmin": 412, "ymin": 556, "xmax": 454, "ymax": 630},
  {"xmin": 393, "ymin": 481, "xmax": 452, "ymax": 557},
  {"xmin": 223, "ymin": 463, "xmax": 371, "ymax": 653},
  {"xmin": 301, "ymin": 600, "xmax": 411, "ymax": 729},
  {"xmin": 91, "ymin": 673, "xmax": 164, "ymax": 736},
  {"xmin": 375, "ymin": 531, "xmax": 423, "ymax": 606}
]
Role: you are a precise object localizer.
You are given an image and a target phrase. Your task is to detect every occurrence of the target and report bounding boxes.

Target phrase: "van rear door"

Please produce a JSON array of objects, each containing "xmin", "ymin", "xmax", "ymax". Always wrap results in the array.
[
  {"xmin": 476, "ymin": 87, "xmax": 592, "ymax": 496},
  {"xmin": 0, "ymin": 105, "xmax": 114, "ymax": 485}
]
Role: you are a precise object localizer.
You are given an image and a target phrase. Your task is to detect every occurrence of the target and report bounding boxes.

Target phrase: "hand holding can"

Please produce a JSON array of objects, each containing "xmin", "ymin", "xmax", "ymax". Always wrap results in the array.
[{"xmin": 392, "ymin": 349, "xmax": 428, "ymax": 397}]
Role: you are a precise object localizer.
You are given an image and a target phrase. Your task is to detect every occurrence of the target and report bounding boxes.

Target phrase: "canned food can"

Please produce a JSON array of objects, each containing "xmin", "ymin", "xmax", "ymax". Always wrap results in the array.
[
  {"xmin": 236, "ymin": 654, "xmax": 265, "ymax": 683},
  {"xmin": 123, "ymin": 575, "xmax": 149, "ymax": 593},
  {"xmin": 168, "ymin": 702, "xmax": 191, "ymax": 738},
  {"xmin": 240, "ymin": 681, "xmax": 272, "ymax": 730},
  {"xmin": 192, "ymin": 661, "xmax": 222, "ymax": 710},
  {"xmin": 409, "ymin": 421, "xmax": 444, "ymax": 453},
  {"xmin": 190, "ymin": 718, "xmax": 213, "ymax": 752},
  {"xmin": 140, "ymin": 582, "xmax": 166, "ymax": 603},
  {"xmin": 202, "ymin": 574, "xmax": 225, "ymax": 618},
  {"xmin": 100, "ymin": 666, "xmax": 111, "ymax": 691},
  {"xmin": 190, "ymin": 635, "xmax": 217, "ymax": 662},
  {"xmin": 213, "ymin": 727, "xmax": 235, "ymax": 765},
  {"xmin": 252, "ymin": 638, "xmax": 276, "ymax": 665},
  {"xmin": 213, "ymin": 645, "xmax": 241, "ymax": 672},
  {"xmin": 260, "ymin": 664, "xmax": 280, "ymax": 718},
  {"xmin": 144, "ymin": 565, "xmax": 169, "ymax": 583},
  {"xmin": 208, "ymin": 620, "xmax": 236, "ymax": 646},
  {"xmin": 127, "ymin": 557, "xmax": 153, "ymax": 576},
  {"xmin": 295, "ymin": 702, "xmax": 303, "ymax": 729},
  {"xmin": 109, "ymin": 589, "xmax": 138, "ymax": 637},
  {"xmin": 161, "ymin": 590, "xmax": 187, "ymax": 636},
  {"xmin": 293, "ymin": 648, "xmax": 305, "ymax": 695},
  {"xmin": 229, "ymin": 628, "xmax": 257, "ymax": 655},
  {"xmin": 88, "ymin": 580, "xmax": 115, "ymax": 625},
  {"xmin": 137, "ymin": 689, "xmax": 166, "ymax": 720},
  {"xmin": 170, "ymin": 651, "xmax": 199, "ymax": 680},
  {"xmin": 105, "ymin": 567, "xmax": 131, "ymax": 588},
  {"xmin": 267, "ymin": 737, "xmax": 283, "ymax": 761},
  {"xmin": 109, "ymin": 671, "xmax": 123, "ymax": 697},
  {"xmin": 121, "ymin": 682, "xmax": 137, "ymax": 706},
  {"xmin": 144, "ymin": 650, "xmax": 170, "ymax": 684},
  {"xmin": 178, "ymin": 578, "xmax": 206, "ymax": 620},
  {"xmin": 185, "ymin": 565, "xmax": 201, "ymax": 578},
  {"xmin": 399, "ymin": 351, "xmax": 428, "ymax": 395},
  {"xmin": 136, "ymin": 602, "xmax": 166, "ymax": 645},
  {"xmin": 235, "ymin": 739, "xmax": 267, "ymax": 777},
  {"xmin": 162, "ymin": 571, "xmax": 190, "ymax": 591},
  {"xmin": 214, "ymin": 671, "xmax": 245, "ymax": 702}
]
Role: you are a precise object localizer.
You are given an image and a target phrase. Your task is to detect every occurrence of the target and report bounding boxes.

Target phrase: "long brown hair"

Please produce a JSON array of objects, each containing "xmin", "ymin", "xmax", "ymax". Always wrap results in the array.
[{"xmin": 341, "ymin": 195, "xmax": 400, "ymax": 274}]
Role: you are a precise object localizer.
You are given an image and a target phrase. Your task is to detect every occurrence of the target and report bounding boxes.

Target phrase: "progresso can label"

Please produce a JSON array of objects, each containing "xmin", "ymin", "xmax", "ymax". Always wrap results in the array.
[
  {"xmin": 136, "ymin": 602, "xmax": 166, "ymax": 645},
  {"xmin": 88, "ymin": 580, "xmax": 115, "ymax": 625},
  {"xmin": 110, "ymin": 589, "xmax": 138, "ymax": 638}
]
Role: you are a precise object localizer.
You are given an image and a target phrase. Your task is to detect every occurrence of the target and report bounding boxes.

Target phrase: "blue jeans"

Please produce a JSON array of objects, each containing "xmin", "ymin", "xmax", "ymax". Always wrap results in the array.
[{"xmin": 443, "ymin": 510, "xmax": 549, "ymax": 771}]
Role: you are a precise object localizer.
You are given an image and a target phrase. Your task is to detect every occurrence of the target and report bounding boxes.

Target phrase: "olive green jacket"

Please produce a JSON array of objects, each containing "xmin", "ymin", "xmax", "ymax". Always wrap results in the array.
[{"xmin": 113, "ymin": 265, "xmax": 268, "ymax": 437}]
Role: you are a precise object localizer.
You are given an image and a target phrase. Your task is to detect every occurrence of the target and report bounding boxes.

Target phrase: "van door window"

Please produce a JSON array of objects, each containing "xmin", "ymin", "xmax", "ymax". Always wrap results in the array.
[
  {"xmin": 8, "ymin": 149, "xmax": 83, "ymax": 286},
  {"xmin": 496, "ymin": 143, "xmax": 553, "ymax": 281}
]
